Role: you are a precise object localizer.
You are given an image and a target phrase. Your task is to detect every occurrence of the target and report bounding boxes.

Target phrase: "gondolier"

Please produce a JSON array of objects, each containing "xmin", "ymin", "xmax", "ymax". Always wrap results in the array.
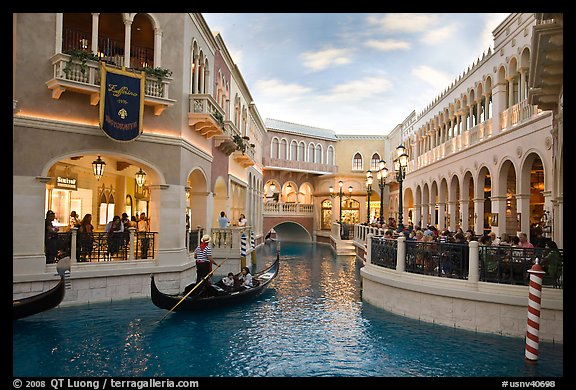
[{"xmin": 194, "ymin": 234, "xmax": 218, "ymax": 283}]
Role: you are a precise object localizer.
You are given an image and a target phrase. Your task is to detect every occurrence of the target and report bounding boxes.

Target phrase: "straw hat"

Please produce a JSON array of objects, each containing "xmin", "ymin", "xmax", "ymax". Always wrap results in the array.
[{"xmin": 201, "ymin": 234, "xmax": 211, "ymax": 242}]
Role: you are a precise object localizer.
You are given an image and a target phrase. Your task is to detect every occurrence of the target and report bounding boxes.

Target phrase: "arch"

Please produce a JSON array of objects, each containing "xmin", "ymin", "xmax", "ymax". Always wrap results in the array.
[
  {"xmin": 270, "ymin": 137, "xmax": 279, "ymax": 159},
  {"xmin": 326, "ymin": 145, "xmax": 335, "ymax": 165},
  {"xmin": 370, "ymin": 153, "xmax": 381, "ymax": 171},
  {"xmin": 187, "ymin": 167, "xmax": 209, "ymax": 230},
  {"xmin": 298, "ymin": 141, "xmax": 306, "ymax": 162},
  {"xmin": 298, "ymin": 182, "xmax": 314, "ymax": 204},
  {"xmin": 279, "ymin": 138, "xmax": 288, "ymax": 160},
  {"xmin": 352, "ymin": 152, "xmax": 363, "ymax": 171},
  {"xmin": 213, "ymin": 176, "xmax": 228, "ymax": 227},
  {"xmin": 308, "ymin": 142, "xmax": 315, "ymax": 162},
  {"xmin": 290, "ymin": 140, "xmax": 298, "ymax": 161},
  {"xmin": 266, "ymin": 221, "xmax": 312, "ymax": 242},
  {"xmin": 315, "ymin": 144, "xmax": 323, "ymax": 164}
]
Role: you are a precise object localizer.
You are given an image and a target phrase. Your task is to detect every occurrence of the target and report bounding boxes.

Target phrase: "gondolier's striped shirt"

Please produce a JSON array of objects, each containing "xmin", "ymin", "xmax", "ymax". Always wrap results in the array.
[{"xmin": 194, "ymin": 244, "xmax": 212, "ymax": 263}]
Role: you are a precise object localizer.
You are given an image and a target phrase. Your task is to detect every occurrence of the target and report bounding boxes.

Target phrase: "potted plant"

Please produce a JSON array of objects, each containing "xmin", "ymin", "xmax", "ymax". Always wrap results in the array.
[
  {"xmin": 143, "ymin": 66, "xmax": 173, "ymax": 94},
  {"xmin": 63, "ymin": 49, "xmax": 100, "ymax": 76}
]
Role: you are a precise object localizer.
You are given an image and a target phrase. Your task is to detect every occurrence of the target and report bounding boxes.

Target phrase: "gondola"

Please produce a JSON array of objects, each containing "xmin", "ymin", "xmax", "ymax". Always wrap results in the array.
[
  {"xmin": 13, "ymin": 256, "xmax": 70, "ymax": 320},
  {"xmin": 151, "ymin": 254, "xmax": 280, "ymax": 311},
  {"xmin": 13, "ymin": 275, "xmax": 66, "ymax": 320}
]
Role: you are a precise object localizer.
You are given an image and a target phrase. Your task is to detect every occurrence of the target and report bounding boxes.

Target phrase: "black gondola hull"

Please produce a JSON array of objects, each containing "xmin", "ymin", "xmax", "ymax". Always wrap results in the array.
[
  {"xmin": 13, "ymin": 276, "xmax": 66, "ymax": 320},
  {"xmin": 151, "ymin": 257, "xmax": 279, "ymax": 312}
]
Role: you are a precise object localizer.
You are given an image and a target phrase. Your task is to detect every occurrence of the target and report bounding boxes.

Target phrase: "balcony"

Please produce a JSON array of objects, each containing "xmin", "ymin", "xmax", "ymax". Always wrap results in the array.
[
  {"xmin": 263, "ymin": 202, "xmax": 314, "ymax": 216},
  {"xmin": 188, "ymin": 94, "xmax": 226, "ymax": 138},
  {"xmin": 45, "ymin": 53, "xmax": 176, "ymax": 115},
  {"xmin": 415, "ymin": 99, "xmax": 540, "ymax": 170},
  {"xmin": 262, "ymin": 157, "xmax": 338, "ymax": 174},
  {"xmin": 232, "ymin": 146, "xmax": 256, "ymax": 167}
]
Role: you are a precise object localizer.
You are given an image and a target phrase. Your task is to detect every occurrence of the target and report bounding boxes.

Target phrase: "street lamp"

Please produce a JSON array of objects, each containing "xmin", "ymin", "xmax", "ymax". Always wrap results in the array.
[
  {"xmin": 365, "ymin": 170, "xmax": 373, "ymax": 223},
  {"xmin": 377, "ymin": 159, "xmax": 388, "ymax": 225},
  {"xmin": 92, "ymin": 155, "xmax": 106, "ymax": 181},
  {"xmin": 338, "ymin": 180, "xmax": 344, "ymax": 222},
  {"xmin": 393, "ymin": 144, "xmax": 409, "ymax": 232}
]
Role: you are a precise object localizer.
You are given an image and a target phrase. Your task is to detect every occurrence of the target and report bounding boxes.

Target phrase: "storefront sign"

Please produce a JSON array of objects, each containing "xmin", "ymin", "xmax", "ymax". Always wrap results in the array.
[
  {"xmin": 99, "ymin": 63, "xmax": 145, "ymax": 142},
  {"xmin": 55, "ymin": 176, "xmax": 77, "ymax": 191}
]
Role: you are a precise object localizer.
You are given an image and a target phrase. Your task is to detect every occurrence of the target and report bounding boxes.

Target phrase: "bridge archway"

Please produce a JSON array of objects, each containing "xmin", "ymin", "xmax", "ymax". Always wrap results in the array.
[{"xmin": 264, "ymin": 220, "xmax": 312, "ymax": 242}]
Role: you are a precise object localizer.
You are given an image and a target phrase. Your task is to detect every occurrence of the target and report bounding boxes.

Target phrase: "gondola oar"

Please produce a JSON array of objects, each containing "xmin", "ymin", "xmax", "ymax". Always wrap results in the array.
[{"xmin": 157, "ymin": 258, "xmax": 227, "ymax": 322}]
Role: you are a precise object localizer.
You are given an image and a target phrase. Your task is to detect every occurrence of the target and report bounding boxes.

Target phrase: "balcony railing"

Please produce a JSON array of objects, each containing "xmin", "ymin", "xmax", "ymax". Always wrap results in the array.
[
  {"xmin": 365, "ymin": 233, "xmax": 563, "ymax": 288},
  {"xmin": 45, "ymin": 53, "xmax": 176, "ymax": 115},
  {"xmin": 263, "ymin": 202, "xmax": 314, "ymax": 215},
  {"xmin": 414, "ymin": 99, "xmax": 539, "ymax": 171},
  {"xmin": 188, "ymin": 94, "xmax": 227, "ymax": 140},
  {"xmin": 208, "ymin": 227, "xmax": 255, "ymax": 259},
  {"xmin": 45, "ymin": 229, "xmax": 157, "ymax": 264},
  {"xmin": 262, "ymin": 156, "xmax": 337, "ymax": 173}
]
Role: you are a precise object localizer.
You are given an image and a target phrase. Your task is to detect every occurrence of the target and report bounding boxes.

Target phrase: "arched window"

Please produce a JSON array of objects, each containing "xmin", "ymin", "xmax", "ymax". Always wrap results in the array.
[
  {"xmin": 352, "ymin": 153, "xmax": 363, "ymax": 171},
  {"xmin": 290, "ymin": 140, "xmax": 298, "ymax": 161},
  {"xmin": 98, "ymin": 191, "xmax": 115, "ymax": 226},
  {"xmin": 315, "ymin": 144, "xmax": 323, "ymax": 164},
  {"xmin": 308, "ymin": 142, "xmax": 315, "ymax": 162},
  {"xmin": 298, "ymin": 142, "xmax": 305, "ymax": 161},
  {"xmin": 271, "ymin": 137, "xmax": 279, "ymax": 159},
  {"xmin": 280, "ymin": 139, "xmax": 288, "ymax": 160},
  {"xmin": 327, "ymin": 146, "xmax": 335, "ymax": 165},
  {"xmin": 370, "ymin": 153, "xmax": 381, "ymax": 171}
]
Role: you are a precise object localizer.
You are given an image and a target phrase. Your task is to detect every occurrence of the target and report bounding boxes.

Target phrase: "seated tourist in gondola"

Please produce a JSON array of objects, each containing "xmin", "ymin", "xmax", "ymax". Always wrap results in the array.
[
  {"xmin": 236, "ymin": 267, "xmax": 253, "ymax": 289},
  {"xmin": 219, "ymin": 272, "xmax": 236, "ymax": 292}
]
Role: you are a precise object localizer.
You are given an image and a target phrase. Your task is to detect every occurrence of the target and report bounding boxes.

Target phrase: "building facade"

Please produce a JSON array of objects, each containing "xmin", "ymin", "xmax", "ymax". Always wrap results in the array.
[
  {"xmin": 13, "ymin": 13, "xmax": 265, "ymax": 302},
  {"xmin": 14, "ymin": 11, "xmax": 562, "ymax": 330}
]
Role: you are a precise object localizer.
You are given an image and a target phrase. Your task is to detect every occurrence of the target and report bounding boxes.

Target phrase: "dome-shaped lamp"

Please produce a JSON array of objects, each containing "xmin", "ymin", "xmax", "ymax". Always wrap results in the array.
[
  {"xmin": 92, "ymin": 156, "xmax": 106, "ymax": 181},
  {"xmin": 135, "ymin": 168, "xmax": 147, "ymax": 187}
]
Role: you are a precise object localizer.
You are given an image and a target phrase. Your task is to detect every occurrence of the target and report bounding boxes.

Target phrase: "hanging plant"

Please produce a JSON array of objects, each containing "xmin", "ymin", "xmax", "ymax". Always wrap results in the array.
[
  {"xmin": 212, "ymin": 110, "xmax": 224, "ymax": 128},
  {"xmin": 63, "ymin": 49, "xmax": 100, "ymax": 76},
  {"xmin": 143, "ymin": 66, "xmax": 172, "ymax": 95},
  {"xmin": 233, "ymin": 134, "xmax": 248, "ymax": 154}
]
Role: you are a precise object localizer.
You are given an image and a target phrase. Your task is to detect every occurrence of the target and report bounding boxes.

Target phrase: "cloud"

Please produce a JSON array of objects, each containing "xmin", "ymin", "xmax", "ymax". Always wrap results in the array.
[
  {"xmin": 411, "ymin": 65, "xmax": 452, "ymax": 90},
  {"xmin": 367, "ymin": 13, "xmax": 441, "ymax": 33},
  {"xmin": 300, "ymin": 48, "xmax": 354, "ymax": 71},
  {"xmin": 320, "ymin": 76, "xmax": 393, "ymax": 102},
  {"xmin": 253, "ymin": 79, "xmax": 313, "ymax": 97},
  {"xmin": 420, "ymin": 24, "xmax": 456, "ymax": 45},
  {"xmin": 364, "ymin": 39, "xmax": 411, "ymax": 51}
]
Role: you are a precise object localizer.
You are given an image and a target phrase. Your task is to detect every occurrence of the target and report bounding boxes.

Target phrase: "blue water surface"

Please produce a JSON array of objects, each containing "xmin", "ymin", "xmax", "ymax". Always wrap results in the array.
[{"xmin": 13, "ymin": 243, "xmax": 563, "ymax": 379}]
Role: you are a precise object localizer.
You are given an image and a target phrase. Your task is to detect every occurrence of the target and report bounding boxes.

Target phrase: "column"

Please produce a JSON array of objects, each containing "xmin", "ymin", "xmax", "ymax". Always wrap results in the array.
[
  {"xmin": 437, "ymin": 202, "xmax": 446, "ymax": 230},
  {"xmin": 506, "ymin": 77, "xmax": 513, "ymax": 107},
  {"xmin": 193, "ymin": 55, "xmax": 199, "ymax": 94},
  {"xmin": 467, "ymin": 241, "xmax": 480, "ymax": 282},
  {"xmin": 516, "ymin": 193, "xmax": 531, "ymax": 236},
  {"xmin": 396, "ymin": 235, "xmax": 406, "ymax": 273},
  {"xmin": 473, "ymin": 197, "xmax": 485, "ymax": 235},
  {"xmin": 413, "ymin": 202, "xmax": 421, "ymax": 229},
  {"xmin": 491, "ymin": 81, "xmax": 507, "ymax": 134},
  {"xmin": 447, "ymin": 201, "xmax": 457, "ymax": 232},
  {"xmin": 461, "ymin": 107, "xmax": 469, "ymax": 132},
  {"xmin": 154, "ymin": 27, "xmax": 162, "ymax": 67},
  {"xmin": 490, "ymin": 195, "xmax": 507, "ymax": 237},
  {"xmin": 90, "ymin": 13, "xmax": 99, "ymax": 54},
  {"xmin": 459, "ymin": 198, "xmax": 470, "ymax": 232},
  {"xmin": 421, "ymin": 203, "xmax": 429, "ymax": 227},
  {"xmin": 123, "ymin": 19, "xmax": 133, "ymax": 68}
]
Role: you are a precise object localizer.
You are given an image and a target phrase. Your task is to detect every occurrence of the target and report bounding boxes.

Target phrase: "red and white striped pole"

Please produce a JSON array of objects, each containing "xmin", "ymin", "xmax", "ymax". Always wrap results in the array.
[{"xmin": 525, "ymin": 258, "xmax": 546, "ymax": 362}]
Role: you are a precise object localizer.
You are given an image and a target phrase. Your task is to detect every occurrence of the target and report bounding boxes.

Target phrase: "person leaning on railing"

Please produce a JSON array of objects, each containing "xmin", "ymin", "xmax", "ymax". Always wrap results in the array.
[{"xmin": 137, "ymin": 212, "xmax": 150, "ymax": 259}]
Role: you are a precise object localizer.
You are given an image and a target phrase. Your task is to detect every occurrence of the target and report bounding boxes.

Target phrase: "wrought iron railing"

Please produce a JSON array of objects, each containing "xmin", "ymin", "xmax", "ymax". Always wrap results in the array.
[
  {"xmin": 368, "ymin": 235, "xmax": 563, "ymax": 288},
  {"xmin": 370, "ymin": 237, "xmax": 397, "ymax": 269},
  {"xmin": 479, "ymin": 245, "xmax": 563, "ymax": 288},
  {"xmin": 46, "ymin": 230, "xmax": 157, "ymax": 264}
]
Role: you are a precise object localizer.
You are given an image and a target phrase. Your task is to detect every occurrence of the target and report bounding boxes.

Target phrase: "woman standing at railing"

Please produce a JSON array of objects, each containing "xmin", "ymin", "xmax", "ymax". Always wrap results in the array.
[
  {"xmin": 78, "ymin": 213, "xmax": 94, "ymax": 262},
  {"xmin": 44, "ymin": 210, "xmax": 59, "ymax": 264}
]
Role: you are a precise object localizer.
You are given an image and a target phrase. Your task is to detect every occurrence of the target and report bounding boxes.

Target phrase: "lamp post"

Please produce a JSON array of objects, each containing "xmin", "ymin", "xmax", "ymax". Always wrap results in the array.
[
  {"xmin": 365, "ymin": 170, "xmax": 373, "ymax": 223},
  {"xmin": 92, "ymin": 155, "xmax": 106, "ymax": 181},
  {"xmin": 377, "ymin": 159, "xmax": 388, "ymax": 225},
  {"xmin": 393, "ymin": 144, "xmax": 409, "ymax": 233},
  {"xmin": 338, "ymin": 180, "xmax": 344, "ymax": 222}
]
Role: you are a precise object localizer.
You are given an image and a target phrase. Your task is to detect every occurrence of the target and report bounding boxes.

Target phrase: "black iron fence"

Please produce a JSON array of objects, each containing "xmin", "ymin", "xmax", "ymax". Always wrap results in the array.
[
  {"xmin": 46, "ymin": 230, "xmax": 157, "ymax": 263},
  {"xmin": 370, "ymin": 237, "xmax": 563, "ymax": 289}
]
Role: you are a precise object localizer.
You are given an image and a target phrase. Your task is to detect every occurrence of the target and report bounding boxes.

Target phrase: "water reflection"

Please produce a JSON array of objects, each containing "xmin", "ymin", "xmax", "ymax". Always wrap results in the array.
[{"xmin": 13, "ymin": 242, "xmax": 563, "ymax": 378}]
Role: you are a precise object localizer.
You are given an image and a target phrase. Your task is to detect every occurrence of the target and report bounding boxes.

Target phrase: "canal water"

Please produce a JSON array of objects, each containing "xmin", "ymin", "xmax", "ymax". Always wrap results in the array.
[{"xmin": 13, "ymin": 242, "xmax": 563, "ymax": 380}]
